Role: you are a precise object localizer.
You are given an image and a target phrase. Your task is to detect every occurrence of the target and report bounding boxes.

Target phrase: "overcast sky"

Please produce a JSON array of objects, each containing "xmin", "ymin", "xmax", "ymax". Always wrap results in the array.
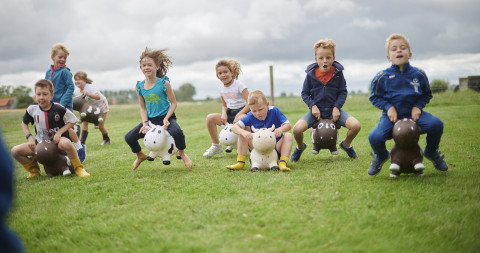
[{"xmin": 1, "ymin": 0, "xmax": 479, "ymax": 99}]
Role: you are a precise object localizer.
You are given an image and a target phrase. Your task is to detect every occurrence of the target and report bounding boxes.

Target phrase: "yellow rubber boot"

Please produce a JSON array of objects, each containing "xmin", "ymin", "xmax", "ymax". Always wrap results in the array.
[
  {"xmin": 226, "ymin": 155, "xmax": 246, "ymax": 170},
  {"xmin": 23, "ymin": 160, "xmax": 41, "ymax": 178},
  {"xmin": 70, "ymin": 157, "xmax": 90, "ymax": 178},
  {"xmin": 279, "ymin": 156, "xmax": 291, "ymax": 171}
]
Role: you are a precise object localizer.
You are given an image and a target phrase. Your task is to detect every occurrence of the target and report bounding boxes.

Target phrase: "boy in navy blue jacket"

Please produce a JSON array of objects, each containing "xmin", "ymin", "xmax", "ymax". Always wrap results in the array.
[
  {"xmin": 291, "ymin": 38, "xmax": 361, "ymax": 162},
  {"xmin": 368, "ymin": 33, "xmax": 448, "ymax": 176}
]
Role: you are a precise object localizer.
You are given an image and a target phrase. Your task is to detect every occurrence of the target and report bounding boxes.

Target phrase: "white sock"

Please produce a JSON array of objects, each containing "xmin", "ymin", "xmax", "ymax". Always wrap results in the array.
[
  {"xmin": 74, "ymin": 141, "xmax": 83, "ymax": 150},
  {"xmin": 214, "ymin": 143, "xmax": 221, "ymax": 147}
]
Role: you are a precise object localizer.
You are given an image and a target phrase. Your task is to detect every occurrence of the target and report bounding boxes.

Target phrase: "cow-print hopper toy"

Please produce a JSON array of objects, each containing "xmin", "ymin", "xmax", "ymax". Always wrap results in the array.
[
  {"xmin": 249, "ymin": 125, "xmax": 278, "ymax": 172},
  {"xmin": 143, "ymin": 122, "xmax": 180, "ymax": 165},
  {"xmin": 389, "ymin": 118, "xmax": 425, "ymax": 178},
  {"xmin": 219, "ymin": 123, "xmax": 238, "ymax": 153},
  {"xmin": 73, "ymin": 95, "xmax": 104, "ymax": 128},
  {"xmin": 310, "ymin": 118, "xmax": 338, "ymax": 155},
  {"xmin": 34, "ymin": 140, "xmax": 74, "ymax": 178}
]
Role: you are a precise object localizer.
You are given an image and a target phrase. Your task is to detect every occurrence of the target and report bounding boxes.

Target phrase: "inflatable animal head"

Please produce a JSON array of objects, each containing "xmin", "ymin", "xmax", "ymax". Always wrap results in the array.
[
  {"xmin": 34, "ymin": 140, "xmax": 74, "ymax": 178},
  {"xmin": 219, "ymin": 123, "xmax": 238, "ymax": 147},
  {"xmin": 392, "ymin": 118, "xmax": 421, "ymax": 148},
  {"xmin": 251, "ymin": 125, "xmax": 276, "ymax": 155},
  {"xmin": 73, "ymin": 95, "xmax": 104, "ymax": 124},
  {"xmin": 311, "ymin": 118, "xmax": 337, "ymax": 149},
  {"xmin": 389, "ymin": 118, "xmax": 424, "ymax": 176},
  {"xmin": 144, "ymin": 123, "xmax": 172, "ymax": 151}
]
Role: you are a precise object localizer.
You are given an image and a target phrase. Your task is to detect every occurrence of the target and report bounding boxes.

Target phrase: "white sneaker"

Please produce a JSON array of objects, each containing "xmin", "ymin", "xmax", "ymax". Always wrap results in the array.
[{"xmin": 203, "ymin": 144, "xmax": 223, "ymax": 157}]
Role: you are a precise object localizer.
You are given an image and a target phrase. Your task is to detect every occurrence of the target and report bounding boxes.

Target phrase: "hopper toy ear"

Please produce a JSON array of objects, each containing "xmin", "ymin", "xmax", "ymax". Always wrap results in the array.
[
  {"xmin": 251, "ymin": 126, "xmax": 258, "ymax": 133},
  {"xmin": 268, "ymin": 125, "xmax": 275, "ymax": 132}
]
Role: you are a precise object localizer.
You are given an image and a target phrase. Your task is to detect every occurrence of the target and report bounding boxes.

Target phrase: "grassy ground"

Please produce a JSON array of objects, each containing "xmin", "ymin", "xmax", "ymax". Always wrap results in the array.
[{"xmin": 1, "ymin": 91, "xmax": 479, "ymax": 252}]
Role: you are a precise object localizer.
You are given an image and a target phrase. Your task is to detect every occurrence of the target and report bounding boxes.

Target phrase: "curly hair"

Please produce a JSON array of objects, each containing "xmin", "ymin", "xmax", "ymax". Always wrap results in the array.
[
  {"xmin": 139, "ymin": 47, "xmax": 172, "ymax": 78},
  {"xmin": 215, "ymin": 59, "xmax": 242, "ymax": 80},
  {"xmin": 313, "ymin": 38, "xmax": 336, "ymax": 56}
]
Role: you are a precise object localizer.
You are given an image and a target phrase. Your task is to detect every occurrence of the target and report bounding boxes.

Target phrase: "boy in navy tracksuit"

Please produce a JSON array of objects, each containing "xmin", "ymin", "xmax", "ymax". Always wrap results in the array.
[
  {"xmin": 291, "ymin": 38, "xmax": 361, "ymax": 162},
  {"xmin": 368, "ymin": 33, "xmax": 448, "ymax": 176}
]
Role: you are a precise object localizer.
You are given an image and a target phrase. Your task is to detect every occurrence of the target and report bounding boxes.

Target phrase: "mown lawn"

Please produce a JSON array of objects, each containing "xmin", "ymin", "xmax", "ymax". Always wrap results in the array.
[{"xmin": 1, "ymin": 91, "xmax": 479, "ymax": 252}]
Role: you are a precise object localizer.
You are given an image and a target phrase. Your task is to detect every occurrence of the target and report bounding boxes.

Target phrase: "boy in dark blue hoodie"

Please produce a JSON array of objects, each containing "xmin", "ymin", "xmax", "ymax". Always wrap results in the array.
[
  {"xmin": 46, "ymin": 43, "xmax": 86, "ymax": 162},
  {"xmin": 368, "ymin": 33, "xmax": 448, "ymax": 176},
  {"xmin": 291, "ymin": 38, "xmax": 361, "ymax": 162}
]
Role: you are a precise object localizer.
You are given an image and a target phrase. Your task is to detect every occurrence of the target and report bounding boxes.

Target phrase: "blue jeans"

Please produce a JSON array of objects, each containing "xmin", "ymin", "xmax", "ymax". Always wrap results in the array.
[
  {"xmin": 300, "ymin": 107, "xmax": 352, "ymax": 128},
  {"xmin": 124, "ymin": 114, "xmax": 186, "ymax": 153},
  {"xmin": 368, "ymin": 111, "xmax": 443, "ymax": 159}
]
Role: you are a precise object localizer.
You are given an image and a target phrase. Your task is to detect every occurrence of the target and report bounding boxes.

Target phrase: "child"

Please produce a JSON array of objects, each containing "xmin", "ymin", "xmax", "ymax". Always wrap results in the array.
[
  {"xmin": 226, "ymin": 90, "xmax": 293, "ymax": 171},
  {"xmin": 10, "ymin": 79, "xmax": 90, "ymax": 178},
  {"xmin": 46, "ymin": 43, "xmax": 86, "ymax": 162},
  {"xmin": 124, "ymin": 48, "xmax": 193, "ymax": 170},
  {"xmin": 290, "ymin": 38, "xmax": 361, "ymax": 162},
  {"xmin": 368, "ymin": 33, "xmax": 448, "ymax": 176},
  {"xmin": 74, "ymin": 71, "xmax": 111, "ymax": 145},
  {"xmin": 203, "ymin": 59, "xmax": 250, "ymax": 157}
]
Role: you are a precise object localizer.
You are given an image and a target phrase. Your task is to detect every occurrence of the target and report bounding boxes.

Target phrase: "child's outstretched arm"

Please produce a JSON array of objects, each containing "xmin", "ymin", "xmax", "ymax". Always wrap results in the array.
[
  {"xmin": 21, "ymin": 122, "xmax": 35, "ymax": 151},
  {"xmin": 136, "ymin": 88, "xmax": 149, "ymax": 134},
  {"xmin": 275, "ymin": 122, "xmax": 291, "ymax": 138},
  {"xmin": 232, "ymin": 123, "xmax": 252, "ymax": 142},
  {"xmin": 163, "ymin": 81, "xmax": 177, "ymax": 129},
  {"xmin": 59, "ymin": 71, "xmax": 75, "ymax": 107},
  {"xmin": 54, "ymin": 122, "xmax": 75, "ymax": 144},
  {"xmin": 220, "ymin": 96, "xmax": 228, "ymax": 125}
]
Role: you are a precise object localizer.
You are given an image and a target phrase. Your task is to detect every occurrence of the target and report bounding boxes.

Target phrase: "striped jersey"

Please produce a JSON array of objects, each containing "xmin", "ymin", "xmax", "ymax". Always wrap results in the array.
[{"xmin": 23, "ymin": 102, "xmax": 77, "ymax": 142}]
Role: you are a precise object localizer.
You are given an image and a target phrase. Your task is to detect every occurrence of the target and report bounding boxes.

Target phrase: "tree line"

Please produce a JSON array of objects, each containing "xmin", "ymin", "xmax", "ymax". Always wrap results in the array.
[{"xmin": 0, "ymin": 82, "xmax": 197, "ymax": 109}]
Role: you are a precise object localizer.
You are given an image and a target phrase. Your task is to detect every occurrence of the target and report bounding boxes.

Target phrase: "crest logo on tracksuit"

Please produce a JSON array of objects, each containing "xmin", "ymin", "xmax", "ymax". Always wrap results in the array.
[{"xmin": 410, "ymin": 78, "xmax": 420, "ymax": 93}]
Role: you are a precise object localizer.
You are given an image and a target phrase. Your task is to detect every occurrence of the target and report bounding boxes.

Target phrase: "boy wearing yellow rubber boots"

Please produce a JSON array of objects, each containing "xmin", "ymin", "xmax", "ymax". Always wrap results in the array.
[
  {"xmin": 11, "ymin": 79, "xmax": 90, "ymax": 178},
  {"xmin": 227, "ymin": 90, "xmax": 293, "ymax": 171}
]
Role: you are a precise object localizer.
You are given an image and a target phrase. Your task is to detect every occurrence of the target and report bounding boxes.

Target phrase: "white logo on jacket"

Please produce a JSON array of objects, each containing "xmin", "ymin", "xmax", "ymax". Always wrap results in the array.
[{"xmin": 410, "ymin": 78, "xmax": 420, "ymax": 93}]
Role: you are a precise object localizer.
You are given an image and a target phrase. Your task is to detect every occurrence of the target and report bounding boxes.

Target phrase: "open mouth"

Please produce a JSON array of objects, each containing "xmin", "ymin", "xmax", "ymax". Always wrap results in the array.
[{"xmin": 323, "ymin": 64, "xmax": 328, "ymax": 69}]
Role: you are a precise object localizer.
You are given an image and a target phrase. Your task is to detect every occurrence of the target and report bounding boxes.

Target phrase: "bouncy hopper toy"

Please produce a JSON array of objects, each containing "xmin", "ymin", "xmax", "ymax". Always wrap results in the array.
[
  {"xmin": 249, "ymin": 125, "xmax": 278, "ymax": 171},
  {"xmin": 73, "ymin": 95, "xmax": 104, "ymax": 127},
  {"xmin": 34, "ymin": 140, "xmax": 74, "ymax": 178},
  {"xmin": 143, "ymin": 122, "xmax": 179, "ymax": 165},
  {"xmin": 310, "ymin": 118, "xmax": 338, "ymax": 155},
  {"xmin": 219, "ymin": 123, "xmax": 238, "ymax": 153},
  {"xmin": 389, "ymin": 118, "xmax": 425, "ymax": 177}
]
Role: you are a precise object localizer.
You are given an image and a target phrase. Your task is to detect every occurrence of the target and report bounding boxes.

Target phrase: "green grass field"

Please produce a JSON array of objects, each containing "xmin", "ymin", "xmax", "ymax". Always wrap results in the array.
[{"xmin": 1, "ymin": 91, "xmax": 479, "ymax": 252}]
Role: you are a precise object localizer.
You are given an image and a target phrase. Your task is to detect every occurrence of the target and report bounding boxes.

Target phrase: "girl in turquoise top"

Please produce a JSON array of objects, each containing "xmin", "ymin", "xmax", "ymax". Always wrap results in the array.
[{"xmin": 125, "ymin": 48, "xmax": 193, "ymax": 170}]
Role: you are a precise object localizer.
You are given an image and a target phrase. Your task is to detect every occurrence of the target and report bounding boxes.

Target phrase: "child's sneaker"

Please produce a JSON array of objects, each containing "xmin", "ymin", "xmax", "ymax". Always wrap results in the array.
[
  {"xmin": 424, "ymin": 150, "xmax": 448, "ymax": 172},
  {"xmin": 339, "ymin": 141, "xmax": 357, "ymax": 159},
  {"xmin": 77, "ymin": 144, "xmax": 86, "ymax": 163},
  {"xmin": 290, "ymin": 142, "xmax": 306, "ymax": 162},
  {"xmin": 203, "ymin": 144, "xmax": 222, "ymax": 157},
  {"xmin": 368, "ymin": 152, "xmax": 389, "ymax": 176}
]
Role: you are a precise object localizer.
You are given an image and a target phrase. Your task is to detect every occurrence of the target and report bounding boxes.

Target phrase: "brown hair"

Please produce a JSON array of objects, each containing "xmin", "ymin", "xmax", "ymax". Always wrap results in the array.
[
  {"xmin": 215, "ymin": 59, "xmax": 242, "ymax": 80},
  {"xmin": 313, "ymin": 38, "xmax": 336, "ymax": 56},
  {"xmin": 139, "ymin": 47, "xmax": 172, "ymax": 78},
  {"xmin": 248, "ymin": 90, "xmax": 268, "ymax": 106},
  {"xmin": 51, "ymin": 43, "xmax": 70, "ymax": 58},
  {"xmin": 74, "ymin": 71, "xmax": 93, "ymax": 84},
  {"xmin": 35, "ymin": 79, "xmax": 54, "ymax": 94}
]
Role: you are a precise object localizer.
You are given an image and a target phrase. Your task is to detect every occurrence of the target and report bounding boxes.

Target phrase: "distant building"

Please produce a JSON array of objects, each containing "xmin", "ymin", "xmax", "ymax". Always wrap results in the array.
[
  {"xmin": 0, "ymin": 97, "xmax": 15, "ymax": 110},
  {"xmin": 458, "ymin": 76, "xmax": 480, "ymax": 92}
]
